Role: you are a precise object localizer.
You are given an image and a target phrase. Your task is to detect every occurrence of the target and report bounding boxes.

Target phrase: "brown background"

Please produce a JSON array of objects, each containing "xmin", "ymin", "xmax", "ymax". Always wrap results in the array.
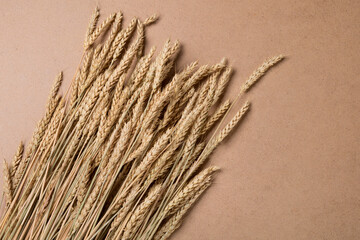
[{"xmin": 0, "ymin": 0, "xmax": 359, "ymax": 239}]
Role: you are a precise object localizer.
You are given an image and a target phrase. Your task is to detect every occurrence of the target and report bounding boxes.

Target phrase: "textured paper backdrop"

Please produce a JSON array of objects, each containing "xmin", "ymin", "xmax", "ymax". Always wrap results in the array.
[{"xmin": 0, "ymin": 0, "xmax": 359, "ymax": 239}]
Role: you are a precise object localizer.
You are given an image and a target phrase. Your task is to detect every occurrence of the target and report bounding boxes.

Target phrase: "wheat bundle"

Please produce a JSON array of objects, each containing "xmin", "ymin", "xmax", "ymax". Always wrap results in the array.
[{"xmin": 0, "ymin": 7, "xmax": 283, "ymax": 240}]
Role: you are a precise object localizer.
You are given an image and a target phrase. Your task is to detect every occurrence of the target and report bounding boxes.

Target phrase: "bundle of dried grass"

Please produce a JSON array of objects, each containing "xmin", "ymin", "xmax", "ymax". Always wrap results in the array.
[{"xmin": 0, "ymin": 8, "xmax": 283, "ymax": 240}]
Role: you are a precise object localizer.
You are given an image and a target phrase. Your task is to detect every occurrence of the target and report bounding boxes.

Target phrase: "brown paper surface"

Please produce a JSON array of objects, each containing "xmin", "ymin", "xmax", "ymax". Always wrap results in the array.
[{"xmin": 0, "ymin": 1, "xmax": 359, "ymax": 239}]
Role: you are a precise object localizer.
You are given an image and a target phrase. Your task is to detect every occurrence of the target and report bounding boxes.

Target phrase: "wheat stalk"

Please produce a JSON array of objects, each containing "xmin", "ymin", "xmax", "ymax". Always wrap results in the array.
[{"xmin": 0, "ymin": 8, "xmax": 283, "ymax": 240}]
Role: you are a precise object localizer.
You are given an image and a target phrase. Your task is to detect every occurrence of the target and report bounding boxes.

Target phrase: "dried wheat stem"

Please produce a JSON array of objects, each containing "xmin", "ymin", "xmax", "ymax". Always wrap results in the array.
[
  {"xmin": 241, "ymin": 55, "xmax": 284, "ymax": 92},
  {"xmin": 181, "ymin": 65, "xmax": 212, "ymax": 95},
  {"xmin": 85, "ymin": 6, "xmax": 100, "ymax": 44},
  {"xmin": 182, "ymin": 141, "xmax": 206, "ymax": 173},
  {"xmin": 171, "ymin": 110, "xmax": 207, "ymax": 180},
  {"xmin": 14, "ymin": 93, "xmax": 61, "ymax": 190},
  {"xmin": 83, "ymin": 95, "xmax": 107, "ymax": 137},
  {"xmin": 31, "ymin": 99, "xmax": 65, "ymax": 180},
  {"xmin": 10, "ymin": 142, "xmax": 24, "ymax": 178},
  {"xmin": 165, "ymin": 166, "xmax": 219, "ymax": 218},
  {"xmin": 130, "ymin": 46, "xmax": 156, "ymax": 92},
  {"xmin": 144, "ymin": 144, "xmax": 177, "ymax": 187},
  {"xmin": 85, "ymin": 13, "xmax": 116, "ymax": 49},
  {"xmin": 107, "ymin": 120, "xmax": 133, "ymax": 167},
  {"xmin": 187, "ymin": 101, "xmax": 250, "ymax": 177},
  {"xmin": 214, "ymin": 101, "xmax": 250, "ymax": 145},
  {"xmin": 108, "ymin": 184, "xmax": 141, "ymax": 238},
  {"xmin": 153, "ymin": 174, "xmax": 213, "ymax": 240},
  {"xmin": 152, "ymin": 40, "xmax": 174, "ymax": 92},
  {"xmin": 76, "ymin": 159, "xmax": 93, "ymax": 208},
  {"xmin": 213, "ymin": 67, "xmax": 232, "ymax": 105},
  {"xmin": 95, "ymin": 12, "xmax": 123, "ymax": 74},
  {"xmin": 78, "ymin": 48, "xmax": 94, "ymax": 92},
  {"xmin": 41, "ymin": 99, "xmax": 65, "ymax": 149},
  {"xmin": 3, "ymin": 161, "xmax": 13, "ymax": 207},
  {"xmin": 104, "ymin": 86, "xmax": 130, "ymax": 136},
  {"xmin": 146, "ymin": 105, "xmax": 203, "ymax": 186},
  {"xmin": 122, "ymin": 184, "xmax": 162, "ymax": 240},
  {"xmin": 99, "ymin": 21, "xmax": 145, "ymax": 100},
  {"xmin": 77, "ymin": 73, "xmax": 107, "ymax": 130},
  {"xmin": 73, "ymin": 166, "xmax": 107, "ymax": 232},
  {"xmin": 0, "ymin": 8, "xmax": 284, "ymax": 240},
  {"xmin": 200, "ymin": 99, "xmax": 231, "ymax": 136},
  {"xmin": 110, "ymin": 18, "xmax": 138, "ymax": 66},
  {"xmin": 127, "ymin": 131, "xmax": 154, "ymax": 163},
  {"xmin": 130, "ymin": 129, "xmax": 172, "ymax": 182},
  {"xmin": 161, "ymin": 86, "xmax": 196, "ymax": 129},
  {"xmin": 143, "ymin": 14, "xmax": 159, "ymax": 26}
]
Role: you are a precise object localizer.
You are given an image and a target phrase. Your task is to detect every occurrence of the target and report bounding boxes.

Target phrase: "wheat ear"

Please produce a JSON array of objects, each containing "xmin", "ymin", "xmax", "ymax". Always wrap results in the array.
[
  {"xmin": 10, "ymin": 142, "xmax": 24, "ymax": 178},
  {"xmin": 153, "ymin": 173, "xmax": 214, "ymax": 240},
  {"xmin": 3, "ymin": 161, "xmax": 13, "ymax": 207},
  {"xmin": 122, "ymin": 184, "xmax": 162, "ymax": 240}
]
